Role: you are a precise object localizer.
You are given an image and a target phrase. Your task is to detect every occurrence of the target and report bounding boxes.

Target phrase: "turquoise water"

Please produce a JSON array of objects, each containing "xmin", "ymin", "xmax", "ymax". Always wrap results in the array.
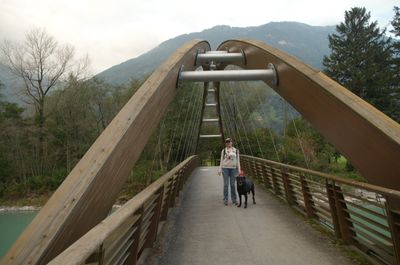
[{"xmin": 0, "ymin": 211, "xmax": 37, "ymax": 258}]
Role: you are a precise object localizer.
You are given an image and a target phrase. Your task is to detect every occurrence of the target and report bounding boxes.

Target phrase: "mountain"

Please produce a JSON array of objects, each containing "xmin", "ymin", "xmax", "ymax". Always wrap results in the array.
[
  {"xmin": 96, "ymin": 22, "xmax": 336, "ymax": 85},
  {"xmin": 0, "ymin": 22, "xmax": 336, "ymax": 101}
]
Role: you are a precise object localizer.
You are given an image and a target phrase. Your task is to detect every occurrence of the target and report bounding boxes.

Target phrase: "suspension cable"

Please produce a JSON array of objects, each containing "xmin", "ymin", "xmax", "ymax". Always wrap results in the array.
[
  {"xmin": 252, "ymin": 84, "xmax": 281, "ymax": 162},
  {"xmin": 221, "ymin": 90, "xmax": 245, "ymax": 152},
  {"xmin": 220, "ymin": 102, "xmax": 232, "ymax": 142},
  {"xmin": 181, "ymin": 84, "xmax": 202, "ymax": 160},
  {"xmin": 191, "ymin": 84, "xmax": 207, "ymax": 155},
  {"xmin": 220, "ymin": 103, "xmax": 234, "ymax": 144},
  {"xmin": 221, "ymin": 87, "xmax": 243, "ymax": 147},
  {"xmin": 146, "ymin": 118, "xmax": 165, "ymax": 185},
  {"xmin": 180, "ymin": 97, "xmax": 197, "ymax": 160},
  {"xmin": 237, "ymin": 82, "xmax": 264, "ymax": 158},
  {"xmin": 174, "ymin": 83, "xmax": 198, "ymax": 164},
  {"xmin": 192, "ymin": 83, "xmax": 209, "ymax": 155},
  {"xmin": 187, "ymin": 90, "xmax": 204, "ymax": 156},
  {"xmin": 288, "ymin": 110, "xmax": 310, "ymax": 169},
  {"xmin": 228, "ymin": 84, "xmax": 254, "ymax": 156},
  {"xmin": 221, "ymin": 105, "xmax": 240, "ymax": 157},
  {"xmin": 182, "ymin": 103, "xmax": 198, "ymax": 158},
  {"xmin": 220, "ymin": 90, "xmax": 246, "ymax": 153},
  {"xmin": 223, "ymin": 95, "xmax": 246, "ymax": 153},
  {"xmin": 166, "ymin": 84, "xmax": 190, "ymax": 165}
]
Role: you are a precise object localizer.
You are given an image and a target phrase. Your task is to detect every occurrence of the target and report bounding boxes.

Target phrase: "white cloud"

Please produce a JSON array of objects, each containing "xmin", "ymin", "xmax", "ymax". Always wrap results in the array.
[{"xmin": 0, "ymin": 0, "xmax": 397, "ymax": 73}]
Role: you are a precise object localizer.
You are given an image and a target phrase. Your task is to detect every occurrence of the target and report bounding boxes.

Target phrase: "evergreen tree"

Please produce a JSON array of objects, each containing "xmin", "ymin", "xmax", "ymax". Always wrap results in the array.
[
  {"xmin": 392, "ymin": 7, "xmax": 400, "ymax": 40},
  {"xmin": 392, "ymin": 6, "xmax": 400, "ymax": 76},
  {"xmin": 390, "ymin": 6, "xmax": 400, "ymax": 121},
  {"xmin": 323, "ymin": 7, "xmax": 396, "ymax": 119}
]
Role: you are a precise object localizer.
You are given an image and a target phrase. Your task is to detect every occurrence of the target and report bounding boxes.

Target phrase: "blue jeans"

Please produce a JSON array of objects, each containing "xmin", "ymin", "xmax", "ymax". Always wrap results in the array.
[{"xmin": 222, "ymin": 168, "xmax": 237, "ymax": 203}]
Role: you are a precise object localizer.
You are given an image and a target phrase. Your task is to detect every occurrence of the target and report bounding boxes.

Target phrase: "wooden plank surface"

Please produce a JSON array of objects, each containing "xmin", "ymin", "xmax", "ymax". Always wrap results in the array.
[{"xmin": 149, "ymin": 167, "xmax": 356, "ymax": 265}]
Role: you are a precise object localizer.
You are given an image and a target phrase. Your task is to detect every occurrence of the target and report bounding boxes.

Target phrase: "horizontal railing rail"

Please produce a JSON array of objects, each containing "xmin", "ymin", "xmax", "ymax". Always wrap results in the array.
[
  {"xmin": 47, "ymin": 155, "xmax": 200, "ymax": 265},
  {"xmin": 241, "ymin": 155, "xmax": 400, "ymax": 265}
]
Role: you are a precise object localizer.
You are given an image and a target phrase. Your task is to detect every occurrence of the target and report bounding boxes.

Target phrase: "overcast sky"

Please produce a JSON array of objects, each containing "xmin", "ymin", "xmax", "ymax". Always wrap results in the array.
[{"xmin": 0, "ymin": 0, "xmax": 398, "ymax": 74}]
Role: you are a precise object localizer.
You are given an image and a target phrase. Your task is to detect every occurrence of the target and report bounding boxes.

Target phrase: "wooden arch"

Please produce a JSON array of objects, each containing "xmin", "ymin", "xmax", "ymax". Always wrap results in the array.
[
  {"xmin": 218, "ymin": 39, "xmax": 400, "ymax": 192},
  {"xmin": 2, "ymin": 40, "xmax": 210, "ymax": 265}
]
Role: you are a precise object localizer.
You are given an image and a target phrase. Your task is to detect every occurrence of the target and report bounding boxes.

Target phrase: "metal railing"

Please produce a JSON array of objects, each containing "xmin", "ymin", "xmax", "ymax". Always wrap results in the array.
[
  {"xmin": 47, "ymin": 156, "xmax": 200, "ymax": 265},
  {"xmin": 241, "ymin": 155, "xmax": 400, "ymax": 265}
]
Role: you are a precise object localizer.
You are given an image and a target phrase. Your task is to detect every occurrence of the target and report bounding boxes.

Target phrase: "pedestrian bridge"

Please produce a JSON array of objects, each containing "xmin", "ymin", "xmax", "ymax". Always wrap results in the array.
[
  {"xmin": 1, "ymin": 39, "xmax": 399, "ymax": 265},
  {"xmin": 143, "ymin": 166, "xmax": 357, "ymax": 265}
]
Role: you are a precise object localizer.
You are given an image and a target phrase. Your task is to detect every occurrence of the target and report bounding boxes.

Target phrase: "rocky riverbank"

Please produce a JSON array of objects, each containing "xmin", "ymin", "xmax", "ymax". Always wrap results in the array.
[
  {"xmin": 0, "ymin": 206, "xmax": 40, "ymax": 212},
  {"xmin": 0, "ymin": 192, "xmax": 53, "ymax": 209},
  {"xmin": 0, "ymin": 204, "xmax": 123, "ymax": 213}
]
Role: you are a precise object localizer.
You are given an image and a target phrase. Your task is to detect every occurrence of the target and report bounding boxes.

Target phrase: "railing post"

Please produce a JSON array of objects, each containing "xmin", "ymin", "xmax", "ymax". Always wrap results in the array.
[
  {"xmin": 326, "ymin": 181, "xmax": 341, "ymax": 239},
  {"xmin": 262, "ymin": 163, "xmax": 272, "ymax": 189},
  {"xmin": 271, "ymin": 167, "xmax": 281, "ymax": 196},
  {"xmin": 256, "ymin": 161, "xmax": 263, "ymax": 184},
  {"xmin": 385, "ymin": 199, "xmax": 400, "ymax": 265},
  {"xmin": 242, "ymin": 157, "xmax": 247, "ymax": 172},
  {"xmin": 125, "ymin": 207, "xmax": 144, "ymax": 265},
  {"xmin": 332, "ymin": 183, "xmax": 356, "ymax": 244},
  {"xmin": 178, "ymin": 167, "xmax": 186, "ymax": 192},
  {"xmin": 251, "ymin": 160, "xmax": 258, "ymax": 181},
  {"xmin": 184, "ymin": 163, "xmax": 192, "ymax": 183},
  {"xmin": 300, "ymin": 175, "xmax": 316, "ymax": 218},
  {"xmin": 241, "ymin": 157, "xmax": 247, "ymax": 173},
  {"xmin": 248, "ymin": 159, "xmax": 253, "ymax": 178},
  {"xmin": 160, "ymin": 179, "xmax": 172, "ymax": 221},
  {"xmin": 169, "ymin": 171, "xmax": 180, "ymax": 208},
  {"xmin": 245, "ymin": 158, "xmax": 251, "ymax": 174},
  {"xmin": 245, "ymin": 158, "xmax": 252, "ymax": 177},
  {"xmin": 145, "ymin": 187, "xmax": 164, "ymax": 249},
  {"xmin": 281, "ymin": 170, "xmax": 295, "ymax": 205},
  {"xmin": 253, "ymin": 160, "xmax": 259, "ymax": 181}
]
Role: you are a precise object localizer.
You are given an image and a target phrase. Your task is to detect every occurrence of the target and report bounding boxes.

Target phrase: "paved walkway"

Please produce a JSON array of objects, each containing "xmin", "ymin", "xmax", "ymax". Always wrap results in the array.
[{"xmin": 146, "ymin": 167, "xmax": 356, "ymax": 265}]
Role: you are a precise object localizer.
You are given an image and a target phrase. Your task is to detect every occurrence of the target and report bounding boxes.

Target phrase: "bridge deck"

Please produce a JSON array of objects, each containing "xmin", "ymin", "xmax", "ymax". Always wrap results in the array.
[{"xmin": 146, "ymin": 167, "xmax": 356, "ymax": 265}]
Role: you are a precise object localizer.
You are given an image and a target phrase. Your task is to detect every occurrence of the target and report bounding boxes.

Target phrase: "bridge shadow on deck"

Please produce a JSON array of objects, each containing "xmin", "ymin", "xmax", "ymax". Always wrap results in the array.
[{"xmin": 145, "ymin": 167, "xmax": 356, "ymax": 265}]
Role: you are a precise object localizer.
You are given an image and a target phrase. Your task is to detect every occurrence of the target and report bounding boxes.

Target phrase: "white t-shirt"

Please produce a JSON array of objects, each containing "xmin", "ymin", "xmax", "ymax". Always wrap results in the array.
[{"xmin": 219, "ymin": 147, "xmax": 241, "ymax": 171}]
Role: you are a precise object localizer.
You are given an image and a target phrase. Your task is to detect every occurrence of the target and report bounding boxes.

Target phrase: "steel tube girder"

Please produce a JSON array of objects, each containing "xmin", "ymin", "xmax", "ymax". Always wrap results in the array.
[{"xmin": 180, "ymin": 69, "xmax": 274, "ymax": 82}]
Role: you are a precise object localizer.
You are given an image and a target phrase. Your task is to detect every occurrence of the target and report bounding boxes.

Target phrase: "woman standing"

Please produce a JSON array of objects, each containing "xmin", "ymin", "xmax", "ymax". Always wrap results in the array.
[{"xmin": 218, "ymin": 138, "xmax": 241, "ymax": 206}]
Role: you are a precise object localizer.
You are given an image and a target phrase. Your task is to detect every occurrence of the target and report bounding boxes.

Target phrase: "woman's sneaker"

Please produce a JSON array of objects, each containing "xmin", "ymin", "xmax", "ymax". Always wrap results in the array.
[{"xmin": 224, "ymin": 201, "xmax": 228, "ymax": 206}]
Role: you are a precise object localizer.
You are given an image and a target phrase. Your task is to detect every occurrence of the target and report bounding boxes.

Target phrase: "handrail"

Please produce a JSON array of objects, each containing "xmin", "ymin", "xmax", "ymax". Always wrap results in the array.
[
  {"xmin": 241, "ymin": 155, "xmax": 400, "ymax": 265},
  {"xmin": 241, "ymin": 155, "xmax": 400, "ymax": 199},
  {"xmin": 48, "ymin": 155, "xmax": 200, "ymax": 265}
]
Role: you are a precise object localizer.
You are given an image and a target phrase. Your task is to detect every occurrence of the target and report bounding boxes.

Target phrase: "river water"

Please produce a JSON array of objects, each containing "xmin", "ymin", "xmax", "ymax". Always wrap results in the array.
[{"xmin": 0, "ymin": 211, "xmax": 38, "ymax": 258}]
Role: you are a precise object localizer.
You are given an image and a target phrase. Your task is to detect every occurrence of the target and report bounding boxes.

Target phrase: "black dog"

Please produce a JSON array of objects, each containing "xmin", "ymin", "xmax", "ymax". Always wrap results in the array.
[{"xmin": 236, "ymin": 176, "xmax": 256, "ymax": 208}]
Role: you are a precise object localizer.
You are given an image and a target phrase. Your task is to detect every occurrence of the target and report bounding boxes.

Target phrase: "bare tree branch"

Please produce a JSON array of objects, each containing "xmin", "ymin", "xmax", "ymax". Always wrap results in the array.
[
  {"xmin": 0, "ymin": 28, "xmax": 88, "ymax": 176},
  {"xmin": 0, "ymin": 28, "xmax": 81, "ymax": 122}
]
